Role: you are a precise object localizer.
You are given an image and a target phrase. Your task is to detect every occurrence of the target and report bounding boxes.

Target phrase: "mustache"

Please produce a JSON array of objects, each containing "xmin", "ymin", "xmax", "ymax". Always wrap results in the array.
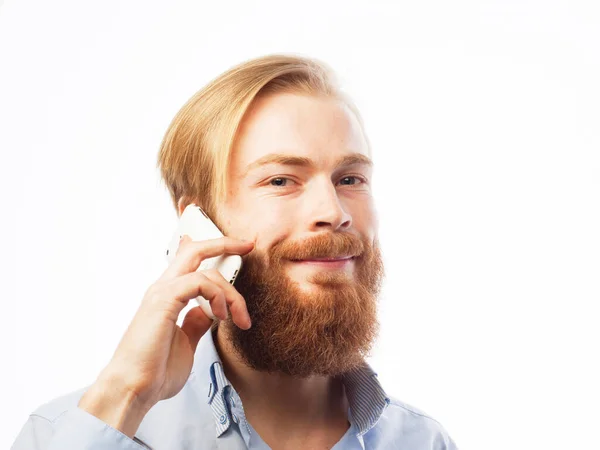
[{"xmin": 269, "ymin": 232, "xmax": 365, "ymax": 261}]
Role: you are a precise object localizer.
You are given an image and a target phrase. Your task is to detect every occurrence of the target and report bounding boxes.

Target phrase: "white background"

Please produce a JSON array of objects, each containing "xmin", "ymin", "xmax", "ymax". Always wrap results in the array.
[{"xmin": 1, "ymin": 0, "xmax": 599, "ymax": 449}]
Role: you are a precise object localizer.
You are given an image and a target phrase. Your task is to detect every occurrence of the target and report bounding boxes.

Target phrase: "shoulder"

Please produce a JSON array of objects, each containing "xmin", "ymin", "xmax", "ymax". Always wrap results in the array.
[
  {"xmin": 29, "ymin": 386, "xmax": 89, "ymax": 423},
  {"xmin": 385, "ymin": 396, "xmax": 447, "ymax": 428},
  {"xmin": 368, "ymin": 396, "xmax": 457, "ymax": 449}
]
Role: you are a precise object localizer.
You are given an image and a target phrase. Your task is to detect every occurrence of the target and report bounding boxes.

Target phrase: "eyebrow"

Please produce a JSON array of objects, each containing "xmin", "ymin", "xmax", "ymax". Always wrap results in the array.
[{"xmin": 246, "ymin": 152, "xmax": 373, "ymax": 172}]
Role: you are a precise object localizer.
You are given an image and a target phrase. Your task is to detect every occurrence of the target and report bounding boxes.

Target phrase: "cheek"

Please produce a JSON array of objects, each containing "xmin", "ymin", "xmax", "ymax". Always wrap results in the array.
[
  {"xmin": 222, "ymin": 194, "xmax": 296, "ymax": 246},
  {"xmin": 251, "ymin": 207, "xmax": 296, "ymax": 248},
  {"xmin": 346, "ymin": 197, "xmax": 378, "ymax": 238}
]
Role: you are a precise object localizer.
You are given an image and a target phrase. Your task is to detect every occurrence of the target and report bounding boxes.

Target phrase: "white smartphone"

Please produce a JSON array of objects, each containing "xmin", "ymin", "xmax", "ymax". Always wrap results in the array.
[{"xmin": 165, "ymin": 204, "xmax": 242, "ymax": 320}]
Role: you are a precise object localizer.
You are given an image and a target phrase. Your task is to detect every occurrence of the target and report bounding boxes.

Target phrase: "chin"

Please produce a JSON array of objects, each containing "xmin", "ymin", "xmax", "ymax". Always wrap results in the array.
[{"xmin": 294, "ymin": 281, "xmax": 323, "ymax": 295}]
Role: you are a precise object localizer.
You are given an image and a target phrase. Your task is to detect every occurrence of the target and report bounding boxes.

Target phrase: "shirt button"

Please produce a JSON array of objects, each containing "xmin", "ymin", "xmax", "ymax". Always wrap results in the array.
[{"xmin": 219, "ymin": 415, "xmax": 227, "ymax": 424}]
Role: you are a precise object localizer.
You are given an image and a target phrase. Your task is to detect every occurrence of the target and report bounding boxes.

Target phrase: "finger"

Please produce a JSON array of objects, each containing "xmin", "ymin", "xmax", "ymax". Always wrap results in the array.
[
  {"xmin": 160, "ymin": 237, "xmax": 254, "ymax": 281},
  {"xmin": 177, "ymin": 273, "xmax": 229, "ymax": 320},
  {"xmin": 144, "ymin": 272, "xmax": 228, "ymax": 322},
  {"xmin": 202, "ymin": 269, "xmax": 251, "ymax": 329},
  {"xmin": 180, "ymin": 306, "xmax": 212, "ymax": 352},
  {"xmin": 175, "ymin": 234, "xmax": 192, "ymax": 256}
]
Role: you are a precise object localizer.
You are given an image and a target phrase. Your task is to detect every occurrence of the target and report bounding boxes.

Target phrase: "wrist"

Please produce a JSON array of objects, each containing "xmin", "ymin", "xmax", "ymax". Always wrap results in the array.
[{"xmin": 78, "ymin": 371, "xmax": 152, "ymax": 438}]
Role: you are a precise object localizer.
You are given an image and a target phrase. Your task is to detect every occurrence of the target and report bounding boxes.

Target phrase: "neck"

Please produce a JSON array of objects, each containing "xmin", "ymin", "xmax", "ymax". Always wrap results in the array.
[{"xmin": 214, "ymin": 325, "xmax": 351, "ymax": 445}]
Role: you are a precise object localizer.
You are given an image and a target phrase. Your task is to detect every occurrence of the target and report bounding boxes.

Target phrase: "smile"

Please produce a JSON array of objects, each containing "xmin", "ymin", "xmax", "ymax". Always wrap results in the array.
[{"xmin": 291, "ymin": 256, "xmax": 355, "ymax": 269}]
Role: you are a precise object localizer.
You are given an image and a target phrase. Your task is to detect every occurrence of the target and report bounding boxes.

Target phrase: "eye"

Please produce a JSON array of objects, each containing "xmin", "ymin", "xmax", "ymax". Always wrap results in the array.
[
  {"xmin": 269, "ymin": 177, "xmax": 293, "ymax": 187},
  {"xmin": 338, "ymin": 176, "xmax": 365, "ymax": 186}
]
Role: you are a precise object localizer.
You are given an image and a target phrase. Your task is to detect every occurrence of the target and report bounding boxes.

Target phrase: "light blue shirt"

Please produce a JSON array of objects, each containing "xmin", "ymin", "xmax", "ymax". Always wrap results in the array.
[{"xmin": 12, "ymin": 329, "xmax": 457, "ymax": 449}]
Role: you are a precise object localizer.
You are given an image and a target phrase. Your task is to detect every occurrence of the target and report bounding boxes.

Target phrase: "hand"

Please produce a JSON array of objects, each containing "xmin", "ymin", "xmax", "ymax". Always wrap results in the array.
[{"xmin": 78, "ymin": 235, "xmax": 254, "ymax": 437}]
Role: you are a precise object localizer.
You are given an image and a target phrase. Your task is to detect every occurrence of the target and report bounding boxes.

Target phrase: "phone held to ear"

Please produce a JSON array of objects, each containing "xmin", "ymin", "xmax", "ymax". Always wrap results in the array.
[{"xmin": 165, "ymin": 204, "xmax": 242, "ymax": 320}]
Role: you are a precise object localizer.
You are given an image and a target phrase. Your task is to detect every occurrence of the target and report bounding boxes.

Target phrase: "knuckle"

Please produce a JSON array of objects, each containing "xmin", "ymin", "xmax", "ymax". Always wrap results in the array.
[
  {"xmin": 176, "ymin": 238, "xmax": 191, "ymax": 253},
  {"xmin": 211, "ymin": 288, "xmax": 225, "ymax": 301},
  {"xmin": 191, "ymin": 255, "xmax": 203, "ymax": 270},
  {"xmin": 194, "ymin": 271, "xmax": 208, "ymax": 283},
  {"xmin": 194, "ymin": 246, "xmax": 206, "ymax": 261}
]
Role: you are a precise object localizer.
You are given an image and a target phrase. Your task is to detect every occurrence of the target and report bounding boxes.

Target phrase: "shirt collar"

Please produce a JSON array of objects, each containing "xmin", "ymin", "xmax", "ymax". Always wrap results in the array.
[{"xmin": 191, "ymin": 327, "xmax": 390, "ymax": 437}]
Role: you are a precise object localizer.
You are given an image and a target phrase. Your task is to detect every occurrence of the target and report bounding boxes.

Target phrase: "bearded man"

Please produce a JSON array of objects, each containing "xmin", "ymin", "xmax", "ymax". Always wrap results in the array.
[{"xmin": 12, "ymin": 54, "xmax": 457, "ymax": 450}]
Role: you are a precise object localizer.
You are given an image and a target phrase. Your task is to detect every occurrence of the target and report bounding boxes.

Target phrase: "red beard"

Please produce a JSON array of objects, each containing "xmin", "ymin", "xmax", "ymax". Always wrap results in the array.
[{"xmin": 222, "ymin": 231, "xmax": 384, "ymax": 377}]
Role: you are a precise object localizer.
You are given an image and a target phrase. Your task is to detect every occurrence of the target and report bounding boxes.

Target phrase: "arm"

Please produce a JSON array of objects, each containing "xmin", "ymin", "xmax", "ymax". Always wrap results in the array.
[{"xmin": 12, "ymin": 235, "xmax": 253, "ymax": 449}]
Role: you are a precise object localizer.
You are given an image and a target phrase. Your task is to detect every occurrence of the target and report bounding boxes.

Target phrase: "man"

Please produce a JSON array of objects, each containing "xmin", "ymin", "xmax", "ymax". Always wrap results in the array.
[{"xmin": 12, "ymin": 54, "xmax": 457, "ymax": 449}]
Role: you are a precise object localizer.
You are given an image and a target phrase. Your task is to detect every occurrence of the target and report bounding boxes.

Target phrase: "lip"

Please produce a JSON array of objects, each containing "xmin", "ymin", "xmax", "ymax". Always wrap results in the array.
[{"xmin": 291, "ymin": 256, "xmax": 355, "ymax": 269}]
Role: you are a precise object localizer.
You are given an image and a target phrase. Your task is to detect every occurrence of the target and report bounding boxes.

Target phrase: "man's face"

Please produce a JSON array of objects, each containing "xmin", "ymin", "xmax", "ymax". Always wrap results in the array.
[
  {"xmin": 221, "ymin": 92, "xmax": 377, "ymax": 275},
  {"xmin": 217, "ymin": 92, "xmax": 383, "ymax": 376}
]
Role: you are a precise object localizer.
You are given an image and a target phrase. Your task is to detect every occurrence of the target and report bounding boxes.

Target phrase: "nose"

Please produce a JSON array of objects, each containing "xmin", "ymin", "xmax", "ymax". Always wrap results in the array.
[{"xmin": 307, "ymin": 180, "xmax": 352, "ymax": 232}]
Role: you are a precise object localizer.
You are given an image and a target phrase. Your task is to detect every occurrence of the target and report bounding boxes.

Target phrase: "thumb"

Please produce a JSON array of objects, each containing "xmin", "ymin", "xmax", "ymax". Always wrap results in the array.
[{"xmin": 180, "ymin": 306, "xmax": 212, "ymax": 352}]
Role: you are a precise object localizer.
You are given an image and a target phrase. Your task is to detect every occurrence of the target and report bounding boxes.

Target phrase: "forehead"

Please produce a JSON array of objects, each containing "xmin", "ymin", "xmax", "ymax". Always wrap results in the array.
[{"xmin": 231, "ymin": 93, "xmax": 370, "ymax": 171}]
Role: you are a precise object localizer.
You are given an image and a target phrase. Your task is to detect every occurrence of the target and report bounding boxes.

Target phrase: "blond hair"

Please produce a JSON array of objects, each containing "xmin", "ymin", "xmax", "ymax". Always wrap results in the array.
[{"xmin": 156, "ymin": 53, "xmax": 368, "ymax": 220}]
